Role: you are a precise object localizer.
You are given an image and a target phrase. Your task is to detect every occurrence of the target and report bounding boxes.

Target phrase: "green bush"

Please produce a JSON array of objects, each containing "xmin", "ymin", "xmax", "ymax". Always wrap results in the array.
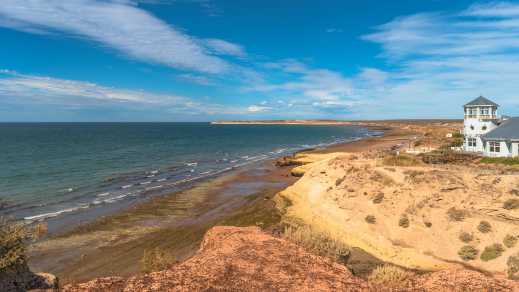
[
  {"xmin": 503, "ymin": 199, "xmax": 519, "ymax": 210},
  {"xmin": 480, "ymin": 157, "xmax": 519, "ymax": 166},
  {"xmin": 480, "ymin": 244, "xmax": 505, "ymax": 261},
  {"xmin": 447, "ymin": 207, "xmax": 466, "ymax": 222},
  {"xmin": 0, "ymin": 218, "xmax": 32, "ymax": 272},
  {"xmin": 504, "ymin": 234, "xmax": 518, "ymax": 248},
  {"xmin": 365, "ymin": 215, "xmax": 376, "ymax": 224},
  {"xmin": 399, "ymin": 214, "xmax": 410, "ymax": 228},
  {"xmin": 458, "ymin": 245, "xmax": 478, "ymax": 261},
  {"xmin": 507, "ymin": 253, "xmax": 519, "ymax": 280},
  {"xmin": 459, "ymin": 232, "xmax": 473, "ymax": 243},
  {"xmin": 478, "ymin": 221, "xmax": 492, "ymax": 233}
]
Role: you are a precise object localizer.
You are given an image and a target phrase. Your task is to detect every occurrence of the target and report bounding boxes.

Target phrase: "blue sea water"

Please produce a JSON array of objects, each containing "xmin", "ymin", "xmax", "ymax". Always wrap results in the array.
[{"xmin": 0, "ymin": 123, "xmax": 377, "ymax": 223}]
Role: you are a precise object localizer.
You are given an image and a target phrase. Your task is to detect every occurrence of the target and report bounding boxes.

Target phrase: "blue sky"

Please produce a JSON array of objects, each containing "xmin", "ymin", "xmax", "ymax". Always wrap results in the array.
[{"xmin": 1, "ymin": 0, "xmax": 519, "ymax": 121}]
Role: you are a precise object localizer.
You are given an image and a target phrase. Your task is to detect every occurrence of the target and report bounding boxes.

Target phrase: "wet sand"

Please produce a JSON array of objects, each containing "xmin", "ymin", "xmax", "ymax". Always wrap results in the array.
[
  {"xmin": 28, "ymin": 159, "xmax": 298, "ymax": 284},
  {"xmin": 28, "ymin": 124, "xmax": 416, "ymax": 284}
]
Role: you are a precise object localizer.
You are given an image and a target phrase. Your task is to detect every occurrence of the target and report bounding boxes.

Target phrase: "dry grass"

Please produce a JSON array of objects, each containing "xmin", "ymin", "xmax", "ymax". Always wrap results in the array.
[
  {"xmin": 141, "ymin": 247, "xmax": 177, "ymax": 273},
  {"xmin": 383, "ymin": 154, "xmax": 421, "ymax": 167},
  {"xmin": 368, "ymin": 265, "xmax": 414, "ymax": 289},
  {"xmin": 0, "ymin": 218, "xmax": 30, "ymax": 272},
  {"xmin": 283, "ymin": 225, "xmax": 350, "ymax": 264}
]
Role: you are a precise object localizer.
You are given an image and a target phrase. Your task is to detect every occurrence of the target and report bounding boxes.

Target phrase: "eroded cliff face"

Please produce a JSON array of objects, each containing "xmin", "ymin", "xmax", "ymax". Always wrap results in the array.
[
  {"xmin": 277, "ymin": 151, "xmax": 519, "ymax": 275},
  {"xmin": 62, "ymin": 226, "xmax": 518, "ymax": 291}
]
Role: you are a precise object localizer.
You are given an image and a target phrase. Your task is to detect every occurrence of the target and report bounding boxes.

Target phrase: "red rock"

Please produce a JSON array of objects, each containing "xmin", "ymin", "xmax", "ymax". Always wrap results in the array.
[{"xmin": 63, "ymin": 226, "xmax": 519, "ymax": 292}]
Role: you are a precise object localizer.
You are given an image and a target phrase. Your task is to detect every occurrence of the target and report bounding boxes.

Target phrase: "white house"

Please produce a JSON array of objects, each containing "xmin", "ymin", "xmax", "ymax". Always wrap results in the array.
[{"xmin": 463, "ymin": 96, "xmax": 519, "ymax": 157}]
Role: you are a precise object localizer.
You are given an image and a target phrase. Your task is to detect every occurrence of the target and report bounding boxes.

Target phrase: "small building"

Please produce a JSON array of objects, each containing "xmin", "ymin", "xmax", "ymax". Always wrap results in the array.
[{"xmin": 463, "ymin": 96, "xmax": 519, "ymax": 157}]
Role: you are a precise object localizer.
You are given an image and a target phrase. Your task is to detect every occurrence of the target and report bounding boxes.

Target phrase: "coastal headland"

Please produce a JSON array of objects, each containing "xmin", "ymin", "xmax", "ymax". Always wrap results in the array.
[{"xmin": 24, "ymin": 120, "xmax": 519, "ymax": 290}]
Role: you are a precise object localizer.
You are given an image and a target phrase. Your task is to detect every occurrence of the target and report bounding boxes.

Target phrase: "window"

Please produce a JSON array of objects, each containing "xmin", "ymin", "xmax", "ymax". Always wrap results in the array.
[
  {"xmin": 481, "ymin": 108, "xmax": 489, "ymax": 115},
  {"xmin": 470, "ymin": 125, "xmax": 474, "ymax": 130},
  {"xmin": 482, "ymin": 126, "xmax": 487, "ymax": 131},
  {"xmin": 467, "ymin": 138, "xmax": 477, "ymax": 147},
  {"xmin": 489, "ymin": 141, "xmax": 500, "ymax": 153}
]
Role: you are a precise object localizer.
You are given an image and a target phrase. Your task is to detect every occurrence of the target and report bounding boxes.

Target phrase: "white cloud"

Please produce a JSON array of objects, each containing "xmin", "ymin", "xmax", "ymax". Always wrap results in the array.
[
  {"xmin": 0, "ymin": 70, "xmax": 246, "ymax": 116},
  {"xmin": 247, "ymin": 105, "xmax": 271, "ymax": 113},
  {"xmin": 204, "ymin": 38, "xmax": 246, "ymax": 57},
  {"xmin": 357, "ymin": 1, "xmax": 519, "ymax": 118},
  {"xmin": 0, "ymin": 0, "xmax": 237, "ymax": 74}
]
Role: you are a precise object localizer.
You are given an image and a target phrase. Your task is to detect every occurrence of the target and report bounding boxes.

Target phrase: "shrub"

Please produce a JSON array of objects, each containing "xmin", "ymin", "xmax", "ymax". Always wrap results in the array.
[
  {"xmin": 480, "ymin": 244, "xmax": 505, "ymax": 261},
  {"xmin": 452, "ymin": 132, "xmax": 464, "ymax": 139},
  {"xmin": 365, "ymin": 215, "xmax": 376, "ymax": 224},
  {"xmin": 0, "ymin": 218, "xmax": 31, "ymax": 272},
  {"xmin": 382, "ymin": 154, "xmax": 421, "ymax": 167},
  {"xmin": 458, "ymin": 245, "xmax": 478, "ymax": 261},
  {"xmin": 507, "ymin": 253, "xmax": 519, "ymax": 280},
  {"xmin": 372, "ymin": 192, "xmax": 384, "ymax": 204},
  {"xmin": 478, "ymin": 221, "xmax": 492, "ymax": 233},
  {"xmin": 503, "ymin": 199, "xmax": 519, "ymax": 210},
  {"xmin": 141, "ymin": 247, "xmax": 176, "ymax": 273},
  {"xmin": 459, "ymin": 232, "xmax": 473, "ymax": 243},
  {"xmin": 480, "ymin": 157, "xmax": 519, "ymax": 166},
  {"xmin": 399, "ymin": 214, "xmax": 410, "ymax": 228},
  {"xmin": 504, "ymin": 234, "xmax": 518, "ymax": 248},
  {"xmin": 368, "ymin": 265, "xmax": 414, "ymax": 289},
  {"xmin": 283, "ymin": 225, "xmax": 350, "ymax": 264},
  {"xmin": 447, "ymin": 207, "xmax": 466, "ymax": 222},
  {"xmin": 424, "ymin": 221, "xmax": 432, "ymax": 228}
]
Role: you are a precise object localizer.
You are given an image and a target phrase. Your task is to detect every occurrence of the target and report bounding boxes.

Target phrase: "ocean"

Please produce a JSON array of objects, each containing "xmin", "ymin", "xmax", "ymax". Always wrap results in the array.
[{"xmin": 0, "ymin": 123, "xmax": 377, "ymax": 225}]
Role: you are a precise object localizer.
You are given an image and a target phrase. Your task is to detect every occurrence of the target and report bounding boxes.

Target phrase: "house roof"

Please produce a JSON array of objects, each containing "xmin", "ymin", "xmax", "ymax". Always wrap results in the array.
[
  {"xmin": 483, "ymin": 117, "xmax": 519, "ymax": 140},
  {"xmin": 464, "ymin": 96, "xmax": 499, "ymax": 107}
]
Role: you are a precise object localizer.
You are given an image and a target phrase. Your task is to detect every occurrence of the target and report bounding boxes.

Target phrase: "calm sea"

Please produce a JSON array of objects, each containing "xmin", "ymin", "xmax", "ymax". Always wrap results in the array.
[{"xmin": 0, "ymin": 123, "xmax": 377, "ymax": 223}]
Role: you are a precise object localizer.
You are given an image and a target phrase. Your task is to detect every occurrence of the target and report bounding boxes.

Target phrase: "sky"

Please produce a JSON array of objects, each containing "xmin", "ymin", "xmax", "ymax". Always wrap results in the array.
[{"xmin": 1, "ymin": 0, "xmax": 519, "ymax": 122}]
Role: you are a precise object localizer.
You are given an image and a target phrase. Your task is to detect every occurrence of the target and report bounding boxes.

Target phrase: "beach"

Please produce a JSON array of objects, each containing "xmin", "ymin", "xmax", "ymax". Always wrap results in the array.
[{"xmin": 24, "ymin": 122, "xmax": 397, "ymax": 284}]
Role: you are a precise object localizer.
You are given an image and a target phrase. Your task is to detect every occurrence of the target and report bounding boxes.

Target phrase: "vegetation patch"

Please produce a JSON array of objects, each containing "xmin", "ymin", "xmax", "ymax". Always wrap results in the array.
[
  {"xmin": 459, "ymin": 232, "xmax": 473, "ymax": 243},
  {"xmin": 0, "ymin": 218, "xmax": 43, "ymax": 272},
  {"xmin": 504, "ymin": 234, "xmax": 518, "ymax": 248},
  {"xmin": 480, "ymin": 157, "xmax": 519, "ymax": 166},
  {"xmin": 398, "ymin": 214, "xmax": 410, "ymax": 228},
  {"xmin": 368, "ymin": 265, "xmax": 414, "ymax": 290},
  {"xmin": 447, "ymin": 207, "xmax": 466, "ymax": 222},
  {"xmin": 478, "ymin": 221, "xmax": 492, "ymax": 233},
  {"xmin": 507, "ymin": 253, "xmax": 519, "ymax": 280},
  {"xmin": 141, "ymin": 247, "xmax": 176, "ymax": 273},
  {"xmin": 382, "ymin": 154, "xmax": 421, "ymax": 167},
  {"xmin": 365, "ymin": 215, "xmax": 376, "ymax": 224},
  {"xmin": 458, "ymin": 245, "xmax": 478, "ymax": 261},
  {"xmin": 503, "ymin": 199, "xmax": 519, "ymax": 210},
  {"xmin": 420, "ymin": 150, "xmax": 476, "ymax": 164},
  {"xmin": 480, "ymin": 244, "xmax": 505, "ymax": 261},
  {"xmin": 372, "ymin": 192, "xmax": 384, "ymax": 204},
  {"xmin": 283, "ymin": 225, "xmax": 350, "ymax": 265}
]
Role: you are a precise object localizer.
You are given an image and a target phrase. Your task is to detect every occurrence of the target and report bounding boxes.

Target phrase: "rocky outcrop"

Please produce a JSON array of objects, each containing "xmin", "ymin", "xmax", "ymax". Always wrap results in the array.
[
  {"xmin": 0, "ymin": 263, "xmax": 58, "ymax": 292},
  {"xmin": 63, "ymin": 226, "xmax": 518, "ymax": 291}
]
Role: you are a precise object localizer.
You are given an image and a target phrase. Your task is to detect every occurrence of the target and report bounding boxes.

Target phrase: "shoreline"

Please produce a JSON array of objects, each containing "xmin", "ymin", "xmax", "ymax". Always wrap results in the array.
[{"xmin": 28, "ymin": 126, "xmax": 387, "ymax": 284}]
